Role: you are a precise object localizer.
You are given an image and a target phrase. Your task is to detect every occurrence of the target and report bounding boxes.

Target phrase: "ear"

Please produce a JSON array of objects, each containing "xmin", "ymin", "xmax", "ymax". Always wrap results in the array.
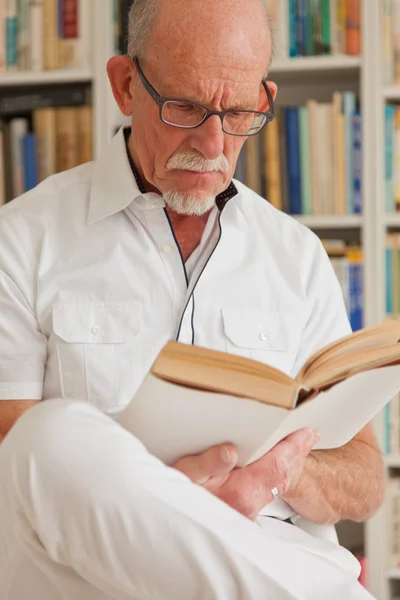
[{"xmin": 107, "ymin": 56, "xmax": 137, "ymax": 117}]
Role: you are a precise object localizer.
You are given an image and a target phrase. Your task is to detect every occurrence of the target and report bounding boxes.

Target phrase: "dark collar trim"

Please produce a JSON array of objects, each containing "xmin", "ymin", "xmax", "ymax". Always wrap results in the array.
[{"xmin": 124, "ymin": 128, "xmax": 238, "ymax": 210}]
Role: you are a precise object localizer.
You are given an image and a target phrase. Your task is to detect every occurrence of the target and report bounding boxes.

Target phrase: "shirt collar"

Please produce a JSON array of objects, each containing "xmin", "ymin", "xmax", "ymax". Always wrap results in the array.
[{"xmin": 88, "ymin": 126, "xmax": 238, "ymax": 224}]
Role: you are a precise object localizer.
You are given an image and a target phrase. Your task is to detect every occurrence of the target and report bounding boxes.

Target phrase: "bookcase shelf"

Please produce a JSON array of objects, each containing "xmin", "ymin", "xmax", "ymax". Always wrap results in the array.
[
  {"xmin": 0, "ymin": 69, "xmax": 93, "ymax": 87},
  {"xmin": 271, "ymin": 55, "xmax": 361, "ymax": 75},
  {"xmin": 383, "ymin": 86, "xmax": 400, "ymax": 101},
  {"xmin": 294, "ymin": 215, "xmax": 363, "ymax": 228},
  {"xmin": 384, "ymin": 455, "xmax": 400, "ymax": 468},
  {"xmin": 387, "ymin": 569, "xmax": 400, "ymax": 580},
  {"xmin": 384, "ymin": 214, "xmax": 400, "ymax": 227}
]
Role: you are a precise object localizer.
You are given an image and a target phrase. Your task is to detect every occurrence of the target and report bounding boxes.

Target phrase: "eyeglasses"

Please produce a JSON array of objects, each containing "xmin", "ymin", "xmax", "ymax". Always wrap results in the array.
[{"xmin": 131, "ymin": 57, "xmax": 275, "ymax": 137}]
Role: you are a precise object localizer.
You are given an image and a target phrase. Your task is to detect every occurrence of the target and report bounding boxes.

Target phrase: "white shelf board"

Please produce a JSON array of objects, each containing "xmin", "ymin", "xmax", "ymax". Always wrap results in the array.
[
  {"xmin": 384, "ymin": 455, "xmax": 400, "ymax": 468},
  {"xmin": 0, "ymin": 69, "xmax": 93, "ymax": 86},
  {"xmin": 293, "ymin": 215, "xmax": 363, "ymax": 228},
  {"xmin": 271, "ymin": 55, "xmax": 361, "ymax": 74},
  {"xmin": 387, "ymin": 568, "xmax": 400, "ymax": 579},
  {"xmin": 384, "ymin": 213, "xmax": 400, "ymax": 227},
  {"xmin": 383, "ymin": 86, "xmax": 400, "ymax": 101}
]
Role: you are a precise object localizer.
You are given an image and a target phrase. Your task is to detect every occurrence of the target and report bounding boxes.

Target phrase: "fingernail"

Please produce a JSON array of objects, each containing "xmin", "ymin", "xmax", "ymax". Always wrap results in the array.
[
  {"xmin": 220, "ymin": 447, "xmax": 232, "ymax": 464},
  {"xmin": 307, "ymin": 429, "xmax": 320, "ymax": 443}
]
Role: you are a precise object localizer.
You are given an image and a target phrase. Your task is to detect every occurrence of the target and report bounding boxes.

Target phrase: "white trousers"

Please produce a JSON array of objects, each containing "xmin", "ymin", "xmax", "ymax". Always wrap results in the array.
[{"xmin": 0, "ymin": 399, "xmax": 375, "ymax": 600}]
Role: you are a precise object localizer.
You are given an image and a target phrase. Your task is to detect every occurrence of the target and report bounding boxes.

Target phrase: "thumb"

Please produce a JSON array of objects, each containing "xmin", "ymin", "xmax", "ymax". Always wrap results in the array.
[{"xmin": 173, "ymin": 444, "xmax": 238, "ymax": 484}]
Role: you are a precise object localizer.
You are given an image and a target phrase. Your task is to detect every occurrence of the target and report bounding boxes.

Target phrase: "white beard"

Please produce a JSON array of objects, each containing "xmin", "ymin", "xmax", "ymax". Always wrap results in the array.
[{"xmin": 163, "ymin": 189, "xmax": 216, "ymax": 216}]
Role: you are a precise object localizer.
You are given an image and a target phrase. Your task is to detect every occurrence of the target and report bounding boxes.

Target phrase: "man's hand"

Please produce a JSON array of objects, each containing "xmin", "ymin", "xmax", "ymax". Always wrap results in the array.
[{"xmin": 173, "ymin": 428, "xmax": 320, "ymax": 520}]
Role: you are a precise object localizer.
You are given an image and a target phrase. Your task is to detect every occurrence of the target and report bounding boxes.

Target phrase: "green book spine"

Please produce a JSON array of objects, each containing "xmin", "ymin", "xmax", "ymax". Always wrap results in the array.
[
  {"xmin": 299, "ymin": 106, "xmax": 312, "ymax": 215},
  {"xmin": 321, "ymin": 0, "xmax": 331, "ymax": 54},
  {"xmin": 306, "ymin": 0, "xmax": 315, "ymax": 55}
]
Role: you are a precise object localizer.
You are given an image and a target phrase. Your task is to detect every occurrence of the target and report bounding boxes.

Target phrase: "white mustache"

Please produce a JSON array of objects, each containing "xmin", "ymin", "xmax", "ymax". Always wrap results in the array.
[{"xmin": 167, "ymin": 153, "xmax": 230, "ymax": 173}]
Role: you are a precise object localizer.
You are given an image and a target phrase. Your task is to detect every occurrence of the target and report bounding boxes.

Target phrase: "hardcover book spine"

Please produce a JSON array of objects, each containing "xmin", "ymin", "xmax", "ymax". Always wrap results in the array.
[
  {"xmin": 394, "ymin": 0, "xmax": 400, "ymax": 85},
  {"xmin": 33, "ymin": 107, "xmax": 57, "ymax": 181},
  {"xmin": 296, "ymin": 0, "xmax": 307, "ymax": 56},
  {"xmin": 61, "ymin": 0, "xmax": 79, "ymax": 68},
  {"xmin": 29, "ymin": 0, "xmax": 44, "ymax": 71},
  {"xmin": 305, "ymin": 0, "xmax": 315, "ymax": 55},
  {"xmin": 345, "ymin": 0, "xmax": 361, "ymax": 56},
  {"xmin": 43, "ymin": 0, "xmax": 60, "ymax": 70},
  {"xmin": 347, "ymin": 249, "xmax": 363, "ymax": 331},
  {"xmin": 17, "ymin": 0, "xmax": 30, "ymax": 70},
  {"xmin": 386, "ymin": 105, "xmax": 396, "ymax": 213},
  {"xmin": 299, "ymin": 105, "xmax": 312, "ymax": 215},
  {"xmin": 289, "ymin": 0, "xmax": 298, "ymax": 57},
  {"xmin": 0, "ymin": 0, "xmax": 5, "ymax": 71},
  {"xmin": 336, "ymin": 0, "xmax": 346, "ymax": 54},
  {"xmin": 285, "ymin": 107, "xmax": 302, "ymax": 215},
  {"xmin": 320, "ymin": 0, "xmax": 331, "ymax": 54},
  {"xmin": 22, "ymin": 133, "xmax": 38, "ymax": 191},
  {"xmin": 264, "ymin": 117, "xmax": 282, "ymax": 210},
  {"xmin": 9, "ymin": 117, "xmax": 28, "ymax": 199},
  {"xmin": 342, "ymin": 91, "xmax": 356, "ymax": 213},
  {"xmin": 352, "ymin": 110, "xmax": 362, "ymax": 214},
  {"xmin": 384, "ymin": 0, "xmax": 394, "ymax": 85},
  {"xmin": 6, "ymin": 0, "xmax": 18, "ymax": 70}
]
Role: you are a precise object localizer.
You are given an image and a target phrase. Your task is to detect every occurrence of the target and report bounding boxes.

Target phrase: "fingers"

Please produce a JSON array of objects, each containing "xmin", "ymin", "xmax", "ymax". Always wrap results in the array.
[
  {"xmin": 173, "ymin": 443, "xmax": 238, "ymax": 485},
  {"xmin": 250, "ymin": 428, "xmax": 320, "ymax": 497}
]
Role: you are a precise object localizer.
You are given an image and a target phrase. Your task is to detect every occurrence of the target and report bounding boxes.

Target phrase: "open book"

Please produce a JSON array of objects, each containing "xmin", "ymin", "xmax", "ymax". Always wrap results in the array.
[{"xmin": 117, "ymin": 320, "xmax": 400, "ymax": 467}]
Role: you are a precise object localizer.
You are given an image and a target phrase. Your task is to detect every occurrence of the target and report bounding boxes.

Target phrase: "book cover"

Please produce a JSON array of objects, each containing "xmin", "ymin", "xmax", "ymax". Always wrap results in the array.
[{"xmin": 284, "ymin": 107, "xmax": 302, "ymax": 215}]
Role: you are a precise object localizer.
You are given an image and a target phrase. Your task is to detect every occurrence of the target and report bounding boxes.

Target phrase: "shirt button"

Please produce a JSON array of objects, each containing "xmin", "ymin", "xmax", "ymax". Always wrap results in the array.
[
  {"xmin": 161, "ymin": 244, "xmax": 173, "ymax": 254},
  {"xmin": 259, "ymin": 332, "xmax": 268, "ymax": 341},
  {"xmin": 92, "ymin": 325, "xmax": 101, "ymax": 335}
]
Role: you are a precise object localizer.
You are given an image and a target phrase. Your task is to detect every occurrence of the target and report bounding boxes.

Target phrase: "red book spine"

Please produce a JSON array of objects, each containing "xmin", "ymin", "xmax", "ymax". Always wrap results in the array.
[{"xmin": 63, "ymin": 0, "xmax": 78, "ymax": 39}]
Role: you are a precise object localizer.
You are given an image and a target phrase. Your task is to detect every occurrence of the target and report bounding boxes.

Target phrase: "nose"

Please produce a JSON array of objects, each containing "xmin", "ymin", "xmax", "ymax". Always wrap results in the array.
[{"xmin": 189, "ymin": 114, "xmax": 225, "ymax": 160}]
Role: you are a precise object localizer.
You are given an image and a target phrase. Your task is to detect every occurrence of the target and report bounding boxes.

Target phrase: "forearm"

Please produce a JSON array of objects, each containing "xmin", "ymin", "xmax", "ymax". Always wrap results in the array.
[{"xmin": 283, "ymin": 437, "xmax": 386, "ymax": 525}]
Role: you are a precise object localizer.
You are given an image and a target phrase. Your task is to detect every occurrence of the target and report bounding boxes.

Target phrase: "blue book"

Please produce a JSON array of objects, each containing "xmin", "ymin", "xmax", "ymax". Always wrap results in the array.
[
  {"xmin": 385, "ymin": 105, "xmax": 396, "ymax": 212},
  {"xmin": 284, "ymin": 107, "xmax": 302, "ymax": 215},
  {"xmin": 296, "ymin": 0, "xmax": 307, "ymax": 56},
  {"xmin": 23, "ymin": 134, "xmax": 38, "ymax": 192},
  {"xmin": 352, "ymin": 111, "xmax": 362, "ymax": 214},
  {"xmin": 289, "ymin": 0, "xmax": 298, "ymax": 57},
  {"xmin": 342, "ymin": 92, "xmax": 356, "ymax": 214},
  {"xmin": 348, "ymin": 259, "xmax": 363, "ymax": 331}
]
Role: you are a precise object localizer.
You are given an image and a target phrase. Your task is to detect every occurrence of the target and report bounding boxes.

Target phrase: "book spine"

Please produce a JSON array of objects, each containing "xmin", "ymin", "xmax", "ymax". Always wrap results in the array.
[
  {"xmin": 278, "ymin": 107, "xmax": 288, "ymax": 212},
  {"xmin": 387, "ymin": 236, "xmax": 394, "ymax": 315},
  {"xmin": 305, "ymin": 0, "xmax": 315, "ymax": 56},
  {"xmin": 0, "ymin": 0, "xmax": 5, "ymax": 71},
  {"xmin": 343, "ymin": 91, "xmax": 355, "ymax": 213},
  {"xmin": 61, "ymin": 0, "xmax": 79, "ymax": 69},
  {"xmin": 395, "ymin": 108, "xmax": 400, "ymax": 212},
  {"xmin": 289, "ymin": 0, "xmax": 298, "ymax": 57},
  {"xmin": 33, "ymin": 107, "xmax": 57, "ymax": 181},
  {"xmin": 352, "ymin": 110, "xmax": 362, "ymax": 214},
  {"xmin": 296, "ymin": 0, "xmax": 307, "ymax": 56},
  {"xmin": 77, "ymin": 104, "xmax": 92, "ymax": 164},
  {"xmin": 394, "ymin": 0, "xmax": 400, "ymax": 85},
  {"xmin": 313, "ymin": 0, "xmax": 323, "ymax": 55},
  {"xmin": 9, "ymin": 117, "xmax": 28, "ymax": 198},
  {"xmin": 6, "ymin": 0, "xmax": 18, "ymax": 70},
  {"xmin": 285, "ymin": 107, "xmax": 302, "ymax": 215},
  {"xmin": 345, "ymin": 0, "xmax": 361, "ymax": 56},
  {"xmin": 307, "ymin": 99, "xmax": 319, "ymax": 215},
  {"xmin": 22, "ymin": 133, "xmax": 38, "ymax": 191},
  {"xmin": 264, "ymin": 118, "xmax": 282, "ymax": 210},
  {"xmin": 386, "ymin": 105, "xmax": 396, "ymax": 213},
  {"xmin": 278, "ymin": 0, "xmax": 289, "ymax": 58},
  {"xmin": 330, "ymin": 0, "xmax": 338, "ymax": 54},
  {"xmin": 17, "ymin": 0, "xmax": 30, "ymax": 70},
  {"xmin": 43, "ymin": 0, "xmax": 60, "ymax": 70},
  {"xmin": 336, "ymin": 0, "xmax": 346, "ymax": 54},
  {"xmin": 320, "ymin": 0, "xmax": 331, "ymax": 54},
  {"xmin": 299, "ymin": 105, "xmax": 312, "ymax": 215},
  {"xmin": 56, "ymin": 106, "xmax": 79, "ymax": 172},
  {"xmin": 347, "ymin": 249, "xmax": 363, "ymax": 331},
  {"xmin": 29, "ymin": 0, "xmax": 44, "ymax": 71}
]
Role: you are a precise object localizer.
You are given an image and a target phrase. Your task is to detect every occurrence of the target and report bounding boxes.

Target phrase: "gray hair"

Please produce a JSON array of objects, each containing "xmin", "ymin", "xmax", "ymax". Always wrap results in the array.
[{"xmin": 127, "ymin": 0, "xmax": 276, "ymax": 77}]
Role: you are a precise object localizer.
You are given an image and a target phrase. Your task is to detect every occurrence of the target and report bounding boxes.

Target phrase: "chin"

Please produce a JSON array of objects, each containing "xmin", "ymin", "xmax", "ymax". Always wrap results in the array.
[{"xmin": 163, "ymin": 189, "xmax": 216, "ymax": 216}]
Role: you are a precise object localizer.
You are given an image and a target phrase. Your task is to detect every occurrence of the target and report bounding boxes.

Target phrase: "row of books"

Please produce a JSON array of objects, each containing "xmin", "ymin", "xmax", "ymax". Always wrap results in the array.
[
  {"xmin": 383, "ymin": 0, "xmax": 400, "ymax": 86},
  {"xmin": 0, "ymin": 103, "xmax": 92, "ymax": 206},
  {"xmin": 0, "ymin": 0, "xmax": 83, "ymax": 72},
  {"xmin": 323, "ymin": 241, "xmax": 363, "ymax": 332},
  {"xmin": 385, "ymin": 105, "xmax": 400, "ymax": 213},
  {"xmin": 235, "ymin": 91, "xmax": 362, "ymax": 216},
  {"xmin": 266, "ymin": 0, "xmax": 361, "ymax": 59}
]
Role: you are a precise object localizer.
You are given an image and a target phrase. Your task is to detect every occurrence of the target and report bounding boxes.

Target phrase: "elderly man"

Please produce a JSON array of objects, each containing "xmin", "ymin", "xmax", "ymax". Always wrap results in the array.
[{"xmin": 0, "ymin": 0, "xmax": 383, "ymax": 598}]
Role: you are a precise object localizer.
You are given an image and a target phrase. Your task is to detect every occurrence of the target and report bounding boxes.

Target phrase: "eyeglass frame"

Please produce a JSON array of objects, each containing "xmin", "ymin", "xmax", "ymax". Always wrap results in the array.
[{"xmin": 130, "ymin": 56, "xmax": 276, "ymax": 137}]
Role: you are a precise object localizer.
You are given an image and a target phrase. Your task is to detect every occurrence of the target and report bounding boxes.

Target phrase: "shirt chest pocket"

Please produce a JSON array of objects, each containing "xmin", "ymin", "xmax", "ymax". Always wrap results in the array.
[
  {"xmin": 52, "ymin": 302, "xmax": 142, "ymax": 412},
  {"xmin": 222, "ymin": 307, "xmax": 303, "ymax": 376}
]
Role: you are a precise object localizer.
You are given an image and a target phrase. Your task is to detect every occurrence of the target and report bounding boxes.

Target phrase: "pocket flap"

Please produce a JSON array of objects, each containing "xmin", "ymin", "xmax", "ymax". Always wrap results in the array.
[
  {"xmin": 53, "ymin": 302, "xmax": 141, "ymax": 344},
  {"xmin": 222, "ymin": 307, "xmax": 291, "ymax": 352}
]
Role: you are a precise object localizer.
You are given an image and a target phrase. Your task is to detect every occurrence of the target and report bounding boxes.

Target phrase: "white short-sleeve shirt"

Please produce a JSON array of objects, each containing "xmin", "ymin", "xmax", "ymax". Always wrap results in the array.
[
  {"xmin": 0, "ymin": 126, "xmax": 352, "ymax": 522},
  {"xmin": 0, "ymin": 126, "xmax": 351, "ymax": 409}
]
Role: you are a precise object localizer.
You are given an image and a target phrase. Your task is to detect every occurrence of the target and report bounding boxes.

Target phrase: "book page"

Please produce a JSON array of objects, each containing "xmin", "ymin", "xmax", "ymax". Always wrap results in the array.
[
  {"xmin": 153, "ymin": 341, "xmax": 298, "ymax": 409},
  {"xmin": 296, "ymin": 319, "xmax": 400, "ymax": 383}
]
